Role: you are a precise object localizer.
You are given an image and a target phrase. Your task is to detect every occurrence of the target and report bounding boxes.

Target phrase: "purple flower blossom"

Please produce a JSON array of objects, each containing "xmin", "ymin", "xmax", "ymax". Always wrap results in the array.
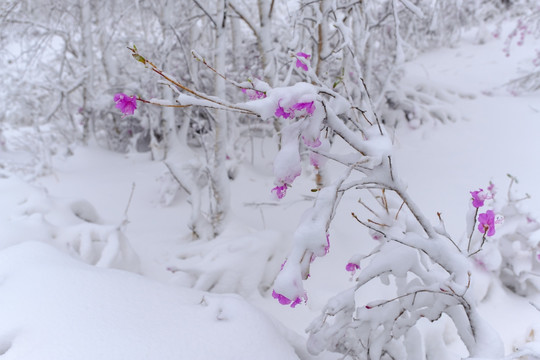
[
  {"xmin": 470, "ymin": 188, "xmax": 491, "ymax": 208},
  {"xmin": 275, "ymin": 170, "xmax": 301, "ymax": 190},
  {"xmin": 275, "ymin": 100, "xmax": 316, "ymax": 120},
  {"xmin": 346, "ymin": 262, "xmax": 360, "ymax": 273},
  {"xmin": 275, "ymin": 100, "xmax": 293, "ymax": 119},
  {"xmin": 272, "ymin": 290, "xmax": 292, "ymax": 305},
  {"xmin": 114, "ymin": 93, "xmax": 137, "ymax": 116},
  {"xmin": 303, "ymin": 136, "xmax": 321, "ymax": 148},
  {"xmin": 290, "ymin": 297, "xmax": 302, "ymax": 307},
  {"xmin": 310, "ymin": 152, "xmax": 321, "ymax": 168},
  {"xmin": 272, "ymin": 185, "xmax": 288, "ymax": 199},
  {"xmin": 271, "ymin": 290, "xmax": 305, "ymax": 308},
  {"xmin": 291, "ymin": 101, "xmax": 315, "ymax": 115},
  {"xmin": 296, "ymin": 59, "xmax": 308, "ymax": 71},
  {"xmin": 295, "ymin": 52, "xmax": 310, "ymax": 71},
  {"xmin": 478, "ymin": 210, "xmax": 496, "ymax": 236},
  {"xmin": 241, "ymin": 88, "xmax": 266, "ymax": 100}
]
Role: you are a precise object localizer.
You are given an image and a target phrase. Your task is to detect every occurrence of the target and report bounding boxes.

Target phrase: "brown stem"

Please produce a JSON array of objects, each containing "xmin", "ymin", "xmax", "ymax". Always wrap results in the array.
[
  {"xmin": 128, "ymin": 47, "xmax": 257, "ymax": 115},
  {"xmin": 137, "ymin": 98, "xmax": 191, "ymax": 108}
]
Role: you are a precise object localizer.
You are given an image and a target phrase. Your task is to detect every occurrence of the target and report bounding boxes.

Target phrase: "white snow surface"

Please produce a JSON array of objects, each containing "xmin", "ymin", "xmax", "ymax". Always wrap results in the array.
[{"xmin": 0, "ymin": 241, "xmax": 300, "ymax": 360}]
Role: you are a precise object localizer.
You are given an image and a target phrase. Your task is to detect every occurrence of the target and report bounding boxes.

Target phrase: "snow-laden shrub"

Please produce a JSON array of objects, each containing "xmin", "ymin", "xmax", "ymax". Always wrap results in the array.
[
  {"xmin": 0, "ymin": 124, "xmax": 66, "ymax": 180},
  {"xmin": 166, "ymin": 230, "xmax": 288, "ymax": 297},
  {"xmin": 495, "ymin": 5, "xmax": 540, "ymax": 93},
  {"xmin": 0, "ymin": 178, "xmax": 140, "ymax": 272},
  {"xmin": 121, "ymin": 46, "xmax": 514, "ymax": 358},
  {"xmin": 472, "ymin": 176, "xmax": 540, "ymax": 297}
]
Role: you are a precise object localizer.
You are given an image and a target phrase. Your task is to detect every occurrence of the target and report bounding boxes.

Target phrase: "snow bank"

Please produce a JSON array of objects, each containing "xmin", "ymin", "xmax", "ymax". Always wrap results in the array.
[{"xmin": 0, "ymin": 242, "xmax": 300, "ymax": 360}]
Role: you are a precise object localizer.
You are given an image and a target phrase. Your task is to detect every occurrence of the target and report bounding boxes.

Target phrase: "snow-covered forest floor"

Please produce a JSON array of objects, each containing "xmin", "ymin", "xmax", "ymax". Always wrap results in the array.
[{"xmin": 2, "ymin": 10, "xmax": 540, "ymax": 360}]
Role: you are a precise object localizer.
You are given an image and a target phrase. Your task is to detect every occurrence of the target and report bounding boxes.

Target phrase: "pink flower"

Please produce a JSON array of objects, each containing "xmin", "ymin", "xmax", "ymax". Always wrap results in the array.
[
  {"xmin": 272, "ymin": 290, "xmax": 292, "ymax": 305},
  {"xmin": 346, "ymin": 262, "xmax": 360, "ymax": 274},
  {"xmin": 478, "ymin": 210, "xmax": 496, "ymax": 236},
  {"xmin": 290, "ymin": 297, "xmax": 303, "ymax": 307},
  {"xmin": 276, "ymin": 170, "xmax": 301, "ymax": 188},
  {"xmin": 241, "ymin": 88, "xmax": 266, "ymax": 100},
  {"xmin": 275, "ymin": 100, "xmax": 316, "ymax": 120},
  {"xmin": 310, "ymin": 152, "xmax": 323, "ymax": 168},
  {"xmin": 295, "ymin": 52, "xmax": 310, "ymax": 71},
  {"xmin": 291, "ymin": 101, "xmax": 315, "ymax": 115},
  {"xmin": 296, "ymin": 59, "xmax": 308, "ymax": 71},
  {"xmin": 275, "ymin": 100, "xmax": 293, "ymax": 119},
  {"xmin": 271, "ymin": 290, "xmax": 305, "ymax": 308},
  {"xmin": 272, "ymin": 185, "xmax": 287, "ymax": 199},
  {"xmin": 303, "ymin": 136, "xmax": 321, "ymax": 148},
  {"xmin": 470, "ymin": 188, "xmax": 491, "ymax": 208},
  {"xmin": 114, "ymin": 93, "xmax": 137, "ymax": 116}
]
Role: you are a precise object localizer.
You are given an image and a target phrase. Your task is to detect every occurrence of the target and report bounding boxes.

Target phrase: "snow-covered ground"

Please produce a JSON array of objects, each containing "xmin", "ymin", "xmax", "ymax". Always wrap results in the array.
[{"xmin": 1, "ymin": 22, "xmax": 540, "ymax": 359}]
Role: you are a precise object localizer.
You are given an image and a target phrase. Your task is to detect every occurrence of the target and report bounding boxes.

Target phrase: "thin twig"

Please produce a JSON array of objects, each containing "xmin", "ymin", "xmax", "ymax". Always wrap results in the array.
[
  {"xmin": 123, "ymin": 182, "xmax": 136, "ymax": 218},
  {"xmin": 381, "ymin": 189, "xmax": 389, "ymax": 214},
  {"xmin": 367, "ymin": 219, "xmax": 388, "ymax": 227},
  {"xmin": 191, "ymin": 50, "xmax": 245, "ymax": 89},
  {"xmin": 358, "ymin": 198, "xmax": 379, "ymax": 218},
  {"xmin": 351, "ymin": 212, "xmax": 387, "ymax": 238},
  {"xmin": 467, "ymin": 207, "xmax": 479, "ymax": 253},
  {"xmin": 137, "ymin": 97, "xmax": 191, "ymax": 108},
  {"xmin": 128, "ymin": 47, "xmax": 257, "ymax": 115},
  {"xmin": 121, "ymin": 182, "xmax": 136, "ymax": 228},
  {"xmin": 164, "ymin": 161, "xmax": 192, "ymax": 196},
  {"xmin": 191, "ymin": 0, "xmax": 217, "ymax": 28},
  {"xmin": 394, "ymin": 201, "xmax": 405, "ymax": 220}
]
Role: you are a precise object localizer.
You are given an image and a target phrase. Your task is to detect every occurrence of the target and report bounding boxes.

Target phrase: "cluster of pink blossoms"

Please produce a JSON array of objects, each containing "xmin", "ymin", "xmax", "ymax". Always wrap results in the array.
[
  {"xmin": 114, "ymin": 93, "xmax": 137, "ymax": 117},
  {"xmin": 272, "ymin": 234, "xmax": 330, "ymax": 308},
  {"xmin": 241, "ymin": 88, "xmax": 266, "ymax": 100},
  {"xmin": 503, "ymin": 19, "xmax": 531, "ymax": 57},
  {"xmin": 275, "ymin": 100, "xmax": 315, "ymax": 120},
  {"xmin": 295, "ymin": 52, "xmax": 310, "ymax": 71},
  {"xmin": 271, "ymin": 290, "xmax": 306, "ymax": 308},
  {"xmin": 471, "ymin": 183, "xmax": 502, "ymax": 237},
  {"xmin": 271, "ymin": 97, "xmax": 318, "ymax": 200}
]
